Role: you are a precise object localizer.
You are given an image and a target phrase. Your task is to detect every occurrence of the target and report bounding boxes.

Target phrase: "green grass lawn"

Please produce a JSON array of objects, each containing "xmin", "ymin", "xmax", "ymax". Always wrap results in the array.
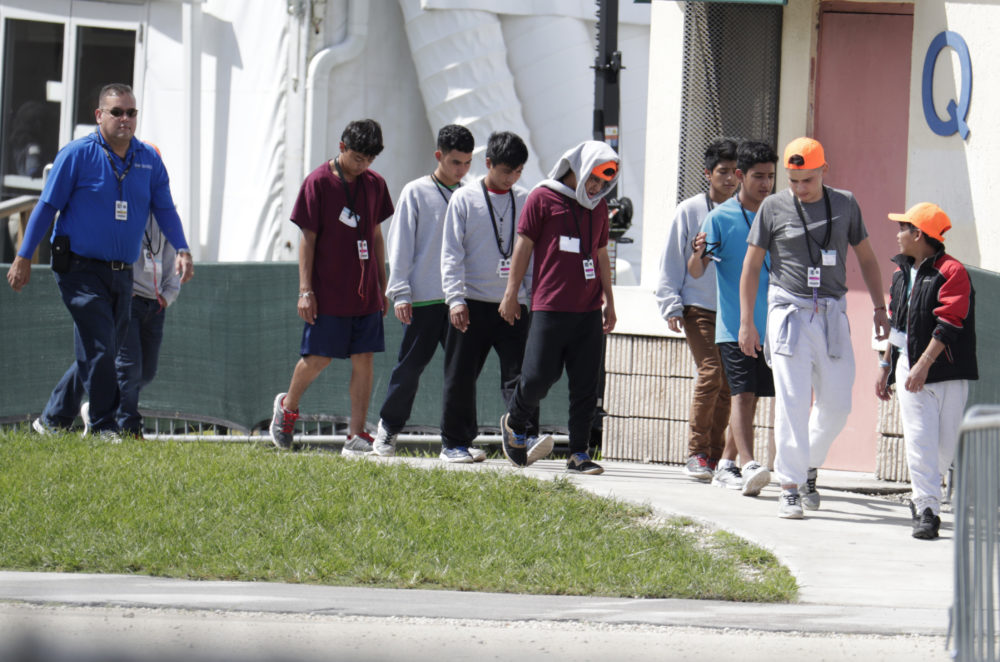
[{"xmin": 0, "ymin": 431, "xmax": 796, "ymax": 602}]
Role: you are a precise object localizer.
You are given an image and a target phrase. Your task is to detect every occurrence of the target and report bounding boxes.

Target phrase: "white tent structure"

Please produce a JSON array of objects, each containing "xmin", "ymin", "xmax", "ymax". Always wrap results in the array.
[{"xmin": 0, "ymin": 0, "xmax": 650, "ymax": 275}]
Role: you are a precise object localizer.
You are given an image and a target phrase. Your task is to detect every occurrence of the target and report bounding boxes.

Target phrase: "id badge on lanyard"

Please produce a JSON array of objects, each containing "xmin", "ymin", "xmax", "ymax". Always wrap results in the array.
[
  {"xmin": 357, "ymin": 240, "xmax": 369, "ymax": 260},
  {"xmin": 582, "ymin": 258, "xmax": 596, "ymax": 280},
  {"xmin": 143, "ymin": 250, "xmax": 162, "ymax": 274},
  {"xmin": 497, "ymin": 258, "xmax": 511, "ymax": 278},
  {"xmin": 115, "ymin": 200, "xmax": 128, "ymax": 221},
  {"xmin": 807, "ymin": 267, "xmax": 821, "ymax": 289}
]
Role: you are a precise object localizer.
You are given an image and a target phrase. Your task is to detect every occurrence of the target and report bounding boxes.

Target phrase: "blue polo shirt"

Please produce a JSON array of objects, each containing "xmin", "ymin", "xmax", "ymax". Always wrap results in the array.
[
  {"xmin": 700, "ymin": 196, "xmax": 770, "ymax": 343},
  {"xmin": 19, "ymin": 131, "xmax": 188, "ymax": 263}
]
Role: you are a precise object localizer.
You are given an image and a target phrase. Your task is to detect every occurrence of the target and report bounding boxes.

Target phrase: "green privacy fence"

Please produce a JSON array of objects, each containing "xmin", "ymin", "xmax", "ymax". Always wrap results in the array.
[{"xmin": 0, "ymin": 263, "xmax": 571, "ymax": 434}]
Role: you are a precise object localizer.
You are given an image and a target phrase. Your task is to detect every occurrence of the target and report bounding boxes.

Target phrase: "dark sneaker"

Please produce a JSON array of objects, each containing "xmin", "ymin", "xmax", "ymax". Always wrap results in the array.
[
  {"xmin": 32, "ymin": 417, "xmax": 58, "ymax": 436},
  {"xmin": 567, "ymin": 452, "xmax": 604, "ymax": 475},
  {"xmin": 370, "ymin": 420, "xmax": 397, "ymax": 457},
  {"xmin": 526, "ymin": 434, "xmax": 555, "ymax": 465},
  {"xmin": 711, "ymin": 464, "xmax": 743, "ymax": 490},
  {"xmin": 801, "ymin": 467, "xmax": 820, "ymax": 510},
  {"xmin": 80, "ymin": 402, "xmax": 92, "ymax": 437},
  {"xmin": 269, "ymin": 393, "xmax": 299, "ymax": 450},
  {"xmin": 468, "ymin": 446, "xmax": 487, "ymax": 463},
  {"xmin": 439, "ymin": 446, "xmax": 474, "ymax": 464},
  {"xmin": 911, "ymin": 503, "xmax": 941, "ymax": 540},
  {"xmin": 500, "ymin": 413, "xmax": 527, "ymax": 467},
  {"xmin": 741, "ymin": 462, "xmax": 771, "ymax": 497},
  {"xmin": 683, "ymin": 453, "xmax": 713, "ymax": 480},
  {"xmin": 342, "ymin": 432, "xmax": 374, "ymax": 457},
  {"xmin": 778, "ymin": 489, "xmax": 804, "ymax": 519}
]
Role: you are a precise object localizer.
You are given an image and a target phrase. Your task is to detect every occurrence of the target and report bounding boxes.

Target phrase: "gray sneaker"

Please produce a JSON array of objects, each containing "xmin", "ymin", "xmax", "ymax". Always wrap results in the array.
[
  {"xmin": 440, "ymin": 446, "xmax": 474, "ymax": 463},
  {"xmin": 32, "ymin": 417, "xmax": 58, "ymax": 436},
  {"xmin": 97, "ymin": 430, "xmax": 123, "ymax": 444},
  {"xmin": 269, "ymin": 393, "xmax": 298, "ymax": 450},
  {"xmin": 468, "ymin": 446, "xmax": 487, "ymax": 463},
  {"xmin": 342, "ymin": 432, "xmax": 374, "ymax": 457},
  {"xmin": 778, "ymin": 489, "xmax": 804, "ymax": 519},
  {"xmin": 741, "ymin": 462, "xmax": 771, "ymax": 497},
  {"xmin": 370, "ymin": 420, "xmax": 397, "ymax": 457},
  {"xmin": 801, "ymin": 467, "xmax": 820, "ymax": 510},
  {"xmin": 80, "ymin": 402, "xmax": 91, "ymax": 437},
  {"xmin": 526, "ymin": 434, "xmax": 554, "ymax": 465},
  {"xmin": 711, "ymin": 464, "xmax": 743, "ymax": 490}
]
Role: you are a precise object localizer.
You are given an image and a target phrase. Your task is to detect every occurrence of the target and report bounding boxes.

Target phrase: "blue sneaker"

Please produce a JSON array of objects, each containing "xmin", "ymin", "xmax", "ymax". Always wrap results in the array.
[
  {"xmin": 439, "ymin": 446, "xmax": 474, "ymax": 464},
  {"xmin": 526, "ymin": 434, "xmax": 554, "ymax": 466},
  {"xmin": 500, "ymin": 413, "xmax": 527, "ymax": 467},
  {"xmin": 567, "ymin": 452, "xmax": 604, "ymax": 475}
]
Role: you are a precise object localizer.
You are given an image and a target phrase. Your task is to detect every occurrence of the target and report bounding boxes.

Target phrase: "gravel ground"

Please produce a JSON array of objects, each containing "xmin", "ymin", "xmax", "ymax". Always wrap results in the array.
[{"xmin": 0, "ymin": 603, "xmax": 952, "ymax": 662}]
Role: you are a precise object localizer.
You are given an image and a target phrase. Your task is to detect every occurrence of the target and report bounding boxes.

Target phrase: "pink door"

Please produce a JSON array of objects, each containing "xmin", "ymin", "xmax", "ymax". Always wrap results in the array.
[{"xmin": 813, "ymin": 3, "xmax": 913, "ymax": 471}]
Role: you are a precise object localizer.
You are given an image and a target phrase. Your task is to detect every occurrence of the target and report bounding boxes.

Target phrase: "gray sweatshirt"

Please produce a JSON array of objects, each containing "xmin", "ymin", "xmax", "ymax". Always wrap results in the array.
[
  {"xmin": 441, "ymin": 177, "xmax": 530, "ymax": 307},
  {"xmin": 133, "ymin": 215, "xmax": 180, "ymax": 306},
  {"xmin": 655, "ymin": 192, "xmax": 718, "ymax": 319},
  {"xmin": 385, "ymin": 175, "xmax": 454, "ymax": 305}
]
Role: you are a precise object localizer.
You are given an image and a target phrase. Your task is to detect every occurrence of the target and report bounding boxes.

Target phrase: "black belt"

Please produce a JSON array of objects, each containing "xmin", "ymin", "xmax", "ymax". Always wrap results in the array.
[{"xmin": 71, "ymin": 253, "xmax": 133, "ymax": 271}]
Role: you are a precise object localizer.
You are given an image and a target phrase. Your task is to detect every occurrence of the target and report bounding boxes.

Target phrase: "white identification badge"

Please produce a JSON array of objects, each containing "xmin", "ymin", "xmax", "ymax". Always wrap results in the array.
[
  {"xmin": 115, "ymin": 200, "xmax": 128, "ymax": 221},
  {"xmin": 143, "ymin": 250, "xmax": 158, "ymax": 274},
  {"xmin": 559, "ymin": 235, "xmax": 581, "ymax": 253},
  {"xmin": 582, "ymin": 258, "xmax": 596, "ymax": 280},
  {"xmin": 340, "ymin": 206, "xmax": 359, "ymax": 228},
  {"xmin": 357, "ymin": 240, "xmax": 369, "ymax": 260},
  {"xmin": 822, "ymin": 249, "xmax": 837, "ymax": 266},
  {"xmin": 807, "ymin": 267, "xmax": 821, "ymax": 289},
  {"xmin": 497, "ymin": 258, "xmax": 511, "ymax": 278}
]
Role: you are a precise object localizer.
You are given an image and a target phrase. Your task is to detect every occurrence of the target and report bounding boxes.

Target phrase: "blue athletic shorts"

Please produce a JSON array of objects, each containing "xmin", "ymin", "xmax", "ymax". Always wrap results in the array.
[
  {"xmin": 301, "ymin": 311, "xmax": 385, "ymax": 359},
  {"xmin": 718, "ymin": 341, "xmax": 775, "ymax": 397}
]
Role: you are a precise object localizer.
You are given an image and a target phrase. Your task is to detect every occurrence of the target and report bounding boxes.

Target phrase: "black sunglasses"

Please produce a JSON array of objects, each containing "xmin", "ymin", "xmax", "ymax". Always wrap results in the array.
[{"xmin": 104, "ymin": 107, "xmax": 138, "ymax": 118}]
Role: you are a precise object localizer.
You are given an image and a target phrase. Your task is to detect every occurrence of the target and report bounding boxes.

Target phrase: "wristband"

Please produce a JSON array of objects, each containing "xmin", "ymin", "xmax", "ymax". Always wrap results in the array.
[
  {"xmin": 299, "ymin": 291, "xmax": 313, "ymax": 299},
  {"xmin": 878, "ymin": 359, "xmax": 890, "ymax": 368}
]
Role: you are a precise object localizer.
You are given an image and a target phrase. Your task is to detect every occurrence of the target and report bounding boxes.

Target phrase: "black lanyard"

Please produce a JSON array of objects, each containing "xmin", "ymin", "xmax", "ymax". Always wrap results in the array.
[
  {"xmin": 739, "ymin": 198, "xmax": 770, "ymax": 273},
  {"xmin": 705, "ymin": 192, "xmax": 715, "ymax": 213},
  {"xmin": 430, "ymin": 174, "xmax": 455, "ymax": 205},
  {"xmin": 334, "ymin": 158, "xmax": 366, "ymax": 238},
  {"xmin": 100, "ymin": 144, "xmax": 135, "ymax": 199},
  {"xmin": 481, "ymin": 180, "xmax": 515, "ymax": 259},
  {"xmin": 565, "ymin": 199, "xmax": 593, "ymax": 259},
  {"xmin": 793, "ymin": 187, "xmax": 833, "ymax": 267},
  {"xmin": 144, "ymin": 221, "xmax": 163, "ymax": 255}
]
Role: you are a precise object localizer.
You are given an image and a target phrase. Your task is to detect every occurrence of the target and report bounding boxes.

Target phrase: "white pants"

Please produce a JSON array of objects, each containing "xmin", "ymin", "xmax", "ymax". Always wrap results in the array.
[
  {"xmin": 768, "ymin": 304, "xmax": 854, "ymax": 487},
  {"xmin": 896, "ymin": 350, "xmax": 968, "ymax": 515}
]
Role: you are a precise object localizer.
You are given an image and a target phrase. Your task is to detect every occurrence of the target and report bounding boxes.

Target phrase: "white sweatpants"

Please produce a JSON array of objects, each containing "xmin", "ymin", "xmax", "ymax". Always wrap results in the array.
[
  {"xmin": 896, "ymin": 350, "xmax": 968, "ymax": 515},
  {"xmin": 769, "ymin": 305, "xmax": 855, "ymax": 487}
]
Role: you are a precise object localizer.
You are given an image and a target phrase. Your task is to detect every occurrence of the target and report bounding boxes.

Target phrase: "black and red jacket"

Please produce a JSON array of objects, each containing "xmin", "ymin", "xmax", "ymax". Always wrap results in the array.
[{"xmin": 887, "ymin": 249, "xmax": 977, "ymax": 386}]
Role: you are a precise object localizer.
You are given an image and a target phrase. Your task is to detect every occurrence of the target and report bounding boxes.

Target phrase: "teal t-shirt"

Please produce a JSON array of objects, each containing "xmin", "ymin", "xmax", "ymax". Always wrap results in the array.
[{"xmin": 700, "ymin": 197, "xmax": 770, "ymax": 343}]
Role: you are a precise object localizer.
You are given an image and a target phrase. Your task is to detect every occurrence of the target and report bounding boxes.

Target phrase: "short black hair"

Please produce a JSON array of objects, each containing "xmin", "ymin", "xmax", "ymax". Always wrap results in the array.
[
  {"xmin": 704, "ymin": 138, "xmax": 738, "ymax": 172},
  {"xmin": 737, "ymin": 141, "xmax": 778, "ymax": 174},
  {"xmin": 486, "ymin": 131, "xmax": 528, "ymax": 169},
  {"xmin": 342, "ymin": 119, "xmax": 384, "ymax": 158},
  {"xmin": 98, "ymin": 83, "xmax": 133, "ymax": 106},
  {"xmin": 899, "ymin": 222, "xmax": 945, "ymax": 252},
  {"xmin": 437, "ymin": 124, "xmax": 474, "ymax": 154}
]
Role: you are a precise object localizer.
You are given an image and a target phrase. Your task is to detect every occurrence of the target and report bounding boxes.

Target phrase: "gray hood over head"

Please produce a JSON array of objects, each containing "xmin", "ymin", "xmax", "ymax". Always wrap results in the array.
[{"xmin": 538, "ymin": 140, "xmax": 621, "ymax": 210}]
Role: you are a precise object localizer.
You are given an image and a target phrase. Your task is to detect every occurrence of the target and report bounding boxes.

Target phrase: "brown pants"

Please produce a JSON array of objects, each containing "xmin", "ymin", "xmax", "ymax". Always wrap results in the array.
[{"xmin": 683, "ymin": 305, "xmax": 731, "ymax": 459}]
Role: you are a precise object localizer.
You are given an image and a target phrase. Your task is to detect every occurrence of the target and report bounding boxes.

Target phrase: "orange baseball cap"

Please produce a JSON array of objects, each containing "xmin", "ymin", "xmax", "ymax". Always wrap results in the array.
[
  {"xmin": 591, "ymin": 160, "xmax": 618, "ymax": 181},
  {"xmin": 888, "ymin": 202, "xmax": 951, "ymax": 241},
  {"xmin": 783, "ymin": 137, "xmax": 825, "ymax": 170}
]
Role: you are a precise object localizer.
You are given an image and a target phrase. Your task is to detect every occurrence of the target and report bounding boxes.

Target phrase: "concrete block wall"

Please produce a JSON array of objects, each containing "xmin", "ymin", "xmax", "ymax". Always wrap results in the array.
[
  {"xmin": 603, "ymin": 334, "xmax": 774, "ymax": 467},
  {"xmin": 876, "ymin": 394, "xmax": 908, "ymax": 482}
]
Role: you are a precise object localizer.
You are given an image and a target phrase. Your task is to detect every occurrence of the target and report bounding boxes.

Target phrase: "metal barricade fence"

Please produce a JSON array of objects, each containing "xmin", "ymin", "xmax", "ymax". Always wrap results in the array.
[{"xmin": 952, "ymin": 405, "xmax": 1000, "ymax": 661}]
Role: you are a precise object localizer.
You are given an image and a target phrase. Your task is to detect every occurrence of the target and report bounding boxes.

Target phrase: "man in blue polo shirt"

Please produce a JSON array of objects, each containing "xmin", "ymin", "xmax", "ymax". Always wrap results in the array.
[{"xmin": 7, "ymin": 83, "xmax": 194, "ymax": 440}]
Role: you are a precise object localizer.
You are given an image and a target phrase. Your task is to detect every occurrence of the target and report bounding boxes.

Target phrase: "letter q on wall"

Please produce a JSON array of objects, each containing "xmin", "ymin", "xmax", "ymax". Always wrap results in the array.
[{"xmin": 922, "ymin": 30, "xmax": 972, "ymax": 140}]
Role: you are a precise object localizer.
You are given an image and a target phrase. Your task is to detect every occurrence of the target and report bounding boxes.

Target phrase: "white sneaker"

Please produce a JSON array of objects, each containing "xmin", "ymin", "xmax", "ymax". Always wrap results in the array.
[
  {"xmin": 468, "ymin": 446, "xmax": 487, "ymax": 463},
  {"xmin": 80, "ymin": 402, "xmax": 91, "ymax": 437},
  {"xmin": 711, "ymin": 464, "xmax": 743, "ymax": 490},
  {"xmin": 778, "ymin": 490, "xmax": 804, "ymax": 519},
  {"xmin": 341, "ymin": 433, "xmax": 374, "ymax": 457},
  {"xmin": 526, "ymin": 434, "xmax": 554, "ymax": 465},
  {"xmin": 370, "ymin": 420, "xmax": 397, "ymax": 457},
  {"xmin": 801, "ymin": 467, "xmax": 820, "ymax": 510},
  {"xmin": 741, "ymin": 462, "xmax": 771, "ymax": 497}
]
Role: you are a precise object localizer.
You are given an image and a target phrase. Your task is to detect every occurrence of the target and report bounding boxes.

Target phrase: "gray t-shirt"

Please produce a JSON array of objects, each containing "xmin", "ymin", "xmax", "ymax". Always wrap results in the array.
[{"xmin": 747, "ymin": 186, "xmax": 868, "ymax": 298}]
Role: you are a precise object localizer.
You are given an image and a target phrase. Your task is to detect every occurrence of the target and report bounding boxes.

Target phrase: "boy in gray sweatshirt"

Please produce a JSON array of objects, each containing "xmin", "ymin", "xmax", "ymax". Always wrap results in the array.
[
  {"xmin": 439, "ymin": 131, "xmax": 550, "ymax": 464},
  {"xmin": 370, "ymin": 125, "xmax": 474, "ymax": 456}
]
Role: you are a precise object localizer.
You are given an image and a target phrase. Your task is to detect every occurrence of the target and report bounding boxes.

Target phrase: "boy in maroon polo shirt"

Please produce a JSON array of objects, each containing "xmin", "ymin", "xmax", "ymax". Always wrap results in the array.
[
  {"xmin": 270, "ymin": 119, "xmax": 395, "ymax": 454},
  {"xmin": 499, "ymin": 140, "xmax": 620, "ymax": 474}
]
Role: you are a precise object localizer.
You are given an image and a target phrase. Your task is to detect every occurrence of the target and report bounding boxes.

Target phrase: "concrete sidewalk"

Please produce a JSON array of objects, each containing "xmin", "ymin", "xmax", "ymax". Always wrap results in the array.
[{"xmin": 0, "ymin": 456, "xmax": 952, "ymax": 638}]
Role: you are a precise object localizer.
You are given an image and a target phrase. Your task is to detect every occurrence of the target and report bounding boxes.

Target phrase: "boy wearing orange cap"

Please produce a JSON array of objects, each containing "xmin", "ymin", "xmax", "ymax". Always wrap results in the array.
[
  {"xmin": 738, "ymin": 137, "xmax": 890, "ymax": 518},
  {"xmin": 499, "ymin": 140, "xmax": 620, "ymax": 474},
  {"xmin": 876, "ymin": 203, "xmax": 977, "ymax": 539}
]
